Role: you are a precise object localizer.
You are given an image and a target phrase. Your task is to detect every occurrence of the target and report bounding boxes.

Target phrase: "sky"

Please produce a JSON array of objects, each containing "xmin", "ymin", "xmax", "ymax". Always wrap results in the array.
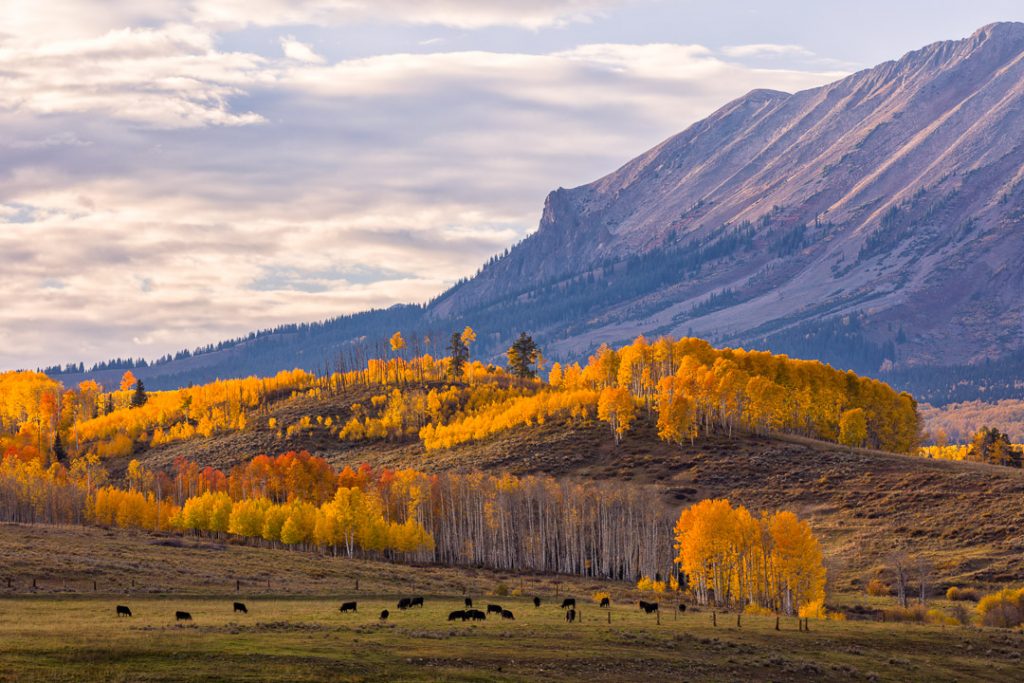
[{"xmin": 3, "ymin": 0, "xmax": 1024, "ymax": 370}]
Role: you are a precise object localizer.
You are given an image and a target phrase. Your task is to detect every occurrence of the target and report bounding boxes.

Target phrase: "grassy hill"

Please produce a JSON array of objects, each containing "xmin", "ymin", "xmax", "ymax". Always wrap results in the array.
[{"xmin": 108, "ymin": 381, "xmax": 1024, "ymax": 596}]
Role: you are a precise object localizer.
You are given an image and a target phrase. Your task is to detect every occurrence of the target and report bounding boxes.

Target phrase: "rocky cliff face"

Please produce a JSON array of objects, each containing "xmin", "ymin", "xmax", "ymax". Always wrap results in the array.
[{"xmin": 433, "ymin": 22, "xmax": 1024, "ymax": 373}]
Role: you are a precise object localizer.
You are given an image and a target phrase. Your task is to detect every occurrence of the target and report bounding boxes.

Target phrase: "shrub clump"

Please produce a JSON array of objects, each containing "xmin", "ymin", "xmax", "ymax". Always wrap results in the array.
[
  {"xmin": 977, "ymin": 588, "xmax": 1024, "ymax": 628},
  {"xmin": 866, "ymin": 579, "xmax": 890, "ymax": 597},
  {"xmin": 945, "ymin": 586, "xmax": 980, "ymax": 602}
]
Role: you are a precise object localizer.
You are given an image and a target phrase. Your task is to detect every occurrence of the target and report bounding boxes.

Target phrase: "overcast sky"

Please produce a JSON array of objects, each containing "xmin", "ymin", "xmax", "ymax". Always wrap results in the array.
[{"xmin": 3, "ymin": 0, "xmax": 1024, "ymax": 370}]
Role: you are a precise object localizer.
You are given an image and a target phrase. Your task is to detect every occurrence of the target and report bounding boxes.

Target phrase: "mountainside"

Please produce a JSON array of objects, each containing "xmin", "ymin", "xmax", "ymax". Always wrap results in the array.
[
  {"xmin": 48, "ymin": 23, "xmax": 1024, "ymax": 402},
  {"xmin": 434, "ymin": 22, "xmax": 1024, "ymax": 377}
]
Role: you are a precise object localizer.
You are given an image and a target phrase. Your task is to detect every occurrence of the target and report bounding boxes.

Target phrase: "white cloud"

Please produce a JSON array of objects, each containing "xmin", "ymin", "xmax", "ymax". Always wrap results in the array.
[
  {"xmin": 280, "ymin": 36, "xmax": 325, "ymax": 63},
  {"xmin": 722, "ymin": 43, "xmax": 815, "ymax": 59}
]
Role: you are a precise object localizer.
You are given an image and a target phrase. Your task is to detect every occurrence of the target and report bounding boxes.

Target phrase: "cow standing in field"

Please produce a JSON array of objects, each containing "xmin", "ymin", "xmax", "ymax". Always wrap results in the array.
[
  {"xmin": 380, "ymin": 609, "xmax": 389, "ymax": 621},
  {"xmin": 678, "ymin": 604, "xmax": 687, "ymax": 613},
  {"xmin": 486, "ymin": 604, "xmax": 503, "ymax": 615},
  {"xmin": 500, "ymin": 610, "xmax": 515, "ymax": 620},
  {"xmin": 464, "ymin": 609, "xmax": 486, "ymax": 621},
  {"xmin": 565, "ymin": 609, "xmax": 576, "ymax": 623},
  {"xmin": 448, "ymin": 610, "xmax": 466, "ymax": 621},
  {"xmin": 410, "ymin": 597, "xmax": 424, "ymax": 608},
  {"xmin": 600, "ymin": 597, "xmax": 610, "ymax": 608},
  {"xmin": 339, "ymin": 601, "xmax": 357, "ymax": 613},
  {"xmin": 533, "ymin": 597, "xmax": 541, "ymax": 608},
  {"xmin": 465, "ymin": 597, "xmax": 473, "ymax": 608},
  {"xmin": 641, "ymin": 602, "xmax": 659, "ymax": 614},
  {"xmin": 561, "ymin": 598, "xmax": 576, "ymax": 610},
  {"xmin": 397, "ymin": 598, "xmax": 412, "ymax": 610},
  {"xmin": 175, "ymin": 611, "xmax": 192, "ymax": 622},
  {"xmin": 233, "ymin": 602, "xmax": 248, "ymax": 614},
  {"xmin": 116, "ymin": 605, "xmax": 132, "ymax": 617}
]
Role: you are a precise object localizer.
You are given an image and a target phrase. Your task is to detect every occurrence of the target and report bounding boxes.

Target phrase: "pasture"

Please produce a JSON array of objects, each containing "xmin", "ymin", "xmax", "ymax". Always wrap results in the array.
[
  {"xmin": 4, "ymin": 594, "xmax": 1024, "ymax": 681},
  {"xmin": 2, "ymin": 524, "xmax": 1024, "ymax": 682}
]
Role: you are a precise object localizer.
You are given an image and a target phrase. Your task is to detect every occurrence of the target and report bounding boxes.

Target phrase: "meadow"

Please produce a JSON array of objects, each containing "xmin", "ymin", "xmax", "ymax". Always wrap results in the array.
[{"xmin": 2, "ymin": 525, "xmax": 1023, "ymax": 682}]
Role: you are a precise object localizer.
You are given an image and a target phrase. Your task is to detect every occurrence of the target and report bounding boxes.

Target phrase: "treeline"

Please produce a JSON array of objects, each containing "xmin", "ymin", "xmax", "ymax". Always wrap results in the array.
[
  {"xmin": 414, "ymin": 336, "xmax": 920, "ymax": 453},
  {"xmin": 0, "ymin": 450, "xmax": 674, "ymax": 580}
]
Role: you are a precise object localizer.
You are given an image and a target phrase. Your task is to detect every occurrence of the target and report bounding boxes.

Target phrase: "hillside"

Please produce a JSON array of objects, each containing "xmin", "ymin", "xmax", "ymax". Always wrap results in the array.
[
  {"xmin": 922, "ymin": 398, "xmax": 1024, "ymax": 442},
  {"xmin": 128, "ymin": 406, "xmax": 1024, "ymax": 593}
]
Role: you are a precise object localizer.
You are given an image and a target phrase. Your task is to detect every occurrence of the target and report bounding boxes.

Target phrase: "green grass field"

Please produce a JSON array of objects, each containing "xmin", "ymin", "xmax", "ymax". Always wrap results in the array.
[
  {"xmin": 3, "ymin": 524, "xmax": 1024, "ymax": 682},
  {"xmin": 3, "ymin": 594, "xmax": 1024, "ymax": 682}
]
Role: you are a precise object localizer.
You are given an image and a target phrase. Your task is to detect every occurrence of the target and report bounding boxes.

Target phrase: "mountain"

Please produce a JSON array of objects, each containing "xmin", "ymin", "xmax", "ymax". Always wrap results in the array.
[
  {"xmin": 434, "ymin": 23, "xmax": 1024, "ymax": 374},
  {"xmin": 51, "ymin": 23, "xmax": 1024, "ymax": 402}
]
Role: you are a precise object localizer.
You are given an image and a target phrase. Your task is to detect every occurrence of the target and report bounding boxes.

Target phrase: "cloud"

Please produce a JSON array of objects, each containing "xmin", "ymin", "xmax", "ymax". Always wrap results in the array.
[
  {"xmin": 280, "ymin": 36, "xmax": 325, "ymax": 63},
  {"xmin": 0, "ymin": 0, "xmax": 627, "ymax": 37},
  {"xmin": 0, "ymin": 5, "xmax": 846, "ymax": 370},
  {"xmin": 722, "ymin": 43, "xmax": 815, "ymax": 59},
  {"xmin": 0, "ymin": 25, "xmax": 267, "ymax": 128}
]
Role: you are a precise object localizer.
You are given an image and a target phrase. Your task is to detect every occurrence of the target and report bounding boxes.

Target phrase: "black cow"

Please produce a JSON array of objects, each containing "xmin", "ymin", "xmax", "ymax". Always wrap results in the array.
[
  {"xmin": 500, "ymin": 609, "xmax": 515, "ymax": 620},
  {"xmin": 678, "ymin": 603, "xmax": 687, "ymax": 613},
  {"xmin": 599, "ymin": 597, "xmax": 610, "ymax": 608},
  {"xmin": 233, "ymin": 602, "xmax": 248, "ymax": 614},
  {"xmin": 397, "ymin": 598, "xmax": 412, "ymax": 610},
  {"xmin": 561, "ymin": 598, "xmax": 576, "ymax": 609},
  {"xmin": 533, "ymin": 596, "xmax": 541, "ymax": 608},
  {"xmin": 464, "ymin": 609, "xmax": 486, "ymax": 621},
  {"xmin": 448, "ymin": 610, "xmax": 466, "ymax": 621},
  {"xmin": 339, "ymin": 601, "xmax": 358, "ymax": 613},
  {"xmin": 116, "ymin": 605, "xmax": 132, "ymax": 618},
  {"xmin": 641, "ymin": 602, "xmax": 659, "ymax": 614},
  {"xmin": 410, "ymin": 597, "xmax": 424, "ymax": 608},
  {"xmin": 486, "ymin": 604, "xmax": 503, "ymax": 614},
  {"xmin": 380, "ymin": 609, "xmax": 390, "ymax": 621},
  {"xmin": 175, "ymin": 611, "xmax": 192, "ymax": 621},
  {"xmin": 464, "ymin": 597, "xmax": 473, "ymax": 608},
  {"xmin": 565, "ymin": 608, "xmax": 576, "ymax": 623}
]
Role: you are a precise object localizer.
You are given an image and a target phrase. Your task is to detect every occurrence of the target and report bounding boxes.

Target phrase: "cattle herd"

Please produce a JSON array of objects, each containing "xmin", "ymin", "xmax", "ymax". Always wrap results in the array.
[{"xmin": 114, "ymin": 596, "xmax": 686, "ymax": 624}]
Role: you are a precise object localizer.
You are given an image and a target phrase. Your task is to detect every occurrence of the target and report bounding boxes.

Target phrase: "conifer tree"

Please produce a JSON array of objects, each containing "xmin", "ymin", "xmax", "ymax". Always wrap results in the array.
[
  {"xmin": 506, "ymin": 332, "xmax": 540, "ymax": 379},
  {"xmin": 131, "ymin": 380, "xmax": 148, "ymax": 408}
]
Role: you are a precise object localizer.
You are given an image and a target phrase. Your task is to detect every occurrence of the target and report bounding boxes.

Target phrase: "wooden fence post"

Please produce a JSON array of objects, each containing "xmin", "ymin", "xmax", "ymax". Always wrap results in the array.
[
  {"xmin": 712, "ymin": 611, "xmax": 716, "ymax": 627},
  {"xmin": 737, "ymin": 612, "xmax": 741, "ymax": 628},
  {"xmin": 236, "ymin": 579, "xmax": 240, "ymax": 592},
  {"xmin": 607, "ymin": 610, "xmax": 611, "ymax": 624},
  {"xmin": 775, "ymin": 615, "xmax": 779, "ymax": 631}
]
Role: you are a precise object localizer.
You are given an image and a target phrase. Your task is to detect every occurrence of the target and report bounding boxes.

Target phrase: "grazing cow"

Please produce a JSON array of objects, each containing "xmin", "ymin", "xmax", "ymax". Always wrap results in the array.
[
  {"xmin": 465, "ymin": 609, "xmax": 486, "ymax": 621},
  {"xmin": 642, "ymin": 602, "xmax": 659, "ymax": 614},
  {"xmin": 486, "ymin": 604, "xmax": 503, "ymax": 615},
  {"xmin": 565, "ymin": 609, "xmax": 576, "ymax": 623},
  {"xmin": 500, "ymin": 609, "xmax": 515, "ymax": 620},
  {"xmin": 638, "ymin": 600, "xmax": 650, "ymax": 611},
  {"xmin": 175, "ymin": 611, "xmax": 192, "ymax": 622},
  {"xmin": 465, "ymin": 597, "xmax": 473, "ymax": 608},
  {"xmin": 380, "ymin": 609, "xmax": 390, "ymax": 621},
  {"xmin": 599, "ymin": 597, "xmax": 610, "ymax": 608},
  {"xmin": 410, "ymin": 597, "xmax": 424, "ymax": 608},
  {"xmin": 678, "ymin": 604, "xmax": 687, "ymax": 613},
  {"xmin": 397, "ymin": 598, "xmax": 412, "ymax": 610},
  {"xmin": 233, "ymin": 602, "xmax": 248, "ymax": 614},
  {"xmin": 448, "ymin": 610, "xmax": 466, "ymax": 621},
  {"xmin": 116, "ymin": 605, "xmax": 132, "ymax": 618},
  {"xmin": 560, "ymin": 598, "xmax": 576, "ymax": 610},
  {"xmin": 533, "ymin": 596, "xmax": 541, "ymax": 608},
  {"xmin": 339, "ymin": 601, "xmax": 358, "ymax": 613}
]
